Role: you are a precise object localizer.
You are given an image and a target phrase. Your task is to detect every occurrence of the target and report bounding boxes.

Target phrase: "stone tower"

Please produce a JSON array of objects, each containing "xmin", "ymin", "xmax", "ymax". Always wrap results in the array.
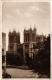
[
  {"xmin": 23, "ymin": 26, "xmax": 37, "ymax": 63},
  {"xmin": 8, "ymin": 30, "xmax": 20, "ymax": 54}
]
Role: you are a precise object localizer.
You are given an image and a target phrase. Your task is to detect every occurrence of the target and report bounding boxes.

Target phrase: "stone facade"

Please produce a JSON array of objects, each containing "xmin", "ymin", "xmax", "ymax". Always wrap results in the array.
[
  {"xmin": 8, "ymin": 28, "xmax": 46, "ymax": 64},
  {"xmin": 23, "ymin": 27, "xmax": 46, "ymax": 63},
  {"xmin": 2, "ymin": 33, "xmax": 6, "ymax": 56},
  {"xmin": 2, "ymin": 33, "xmax": 6, "ymax": 76},
  {"xmin": 23, "ymin": 27, "xmax": 37, "ymax": 63},
  {"xmin": 8, "ymin": 30, "xmax": 20, "ymax": 54}
]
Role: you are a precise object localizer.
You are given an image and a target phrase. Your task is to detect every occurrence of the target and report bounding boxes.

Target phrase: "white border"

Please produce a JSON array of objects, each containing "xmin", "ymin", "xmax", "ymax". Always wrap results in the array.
[{"xmin": 0, "ymin": 0, "xmax": 2, "ymax": 79}]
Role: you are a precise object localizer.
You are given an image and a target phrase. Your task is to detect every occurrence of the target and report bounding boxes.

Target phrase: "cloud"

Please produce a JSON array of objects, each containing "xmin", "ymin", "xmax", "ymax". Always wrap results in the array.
[
  {"xmin": 16, "ymin": 7, "xmax": 33, "ymax": 18},
  {"xmin": 6, "ymin": 14, "xmax": 13, "ymax": 19},
  {"xmin": 22, "ymin": 6, "xmax": 41, "ymax": 18},
  {"xmin": 16, "ymin": 9, "xmax": 22, "ymax": 16},
  {"xmin": 30, "ymin": 6, "xmax": 40, "ymax": 12},
  {"xmin": 24, "ymin": 12, "xmax": 32, "ymax": 18}
]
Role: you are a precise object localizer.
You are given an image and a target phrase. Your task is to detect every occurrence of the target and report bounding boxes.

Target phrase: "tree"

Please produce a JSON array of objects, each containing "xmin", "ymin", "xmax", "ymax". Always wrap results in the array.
[{"xmin": 32, "ymin": 34, "xmax": 50, "ymax": 77}]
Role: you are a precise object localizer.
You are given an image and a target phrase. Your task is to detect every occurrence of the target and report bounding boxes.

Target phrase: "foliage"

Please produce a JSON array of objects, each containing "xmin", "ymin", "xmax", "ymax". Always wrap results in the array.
[{"xmin": 32, "ymin": 34, "xmax": 50, "ymax": 77}]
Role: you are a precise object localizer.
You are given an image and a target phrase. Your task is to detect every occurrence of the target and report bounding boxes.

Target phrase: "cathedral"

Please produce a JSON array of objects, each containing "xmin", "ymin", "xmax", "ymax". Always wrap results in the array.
[{"xmin": 8, "ymin": 27, "xmax": 46, "ymax": 64}]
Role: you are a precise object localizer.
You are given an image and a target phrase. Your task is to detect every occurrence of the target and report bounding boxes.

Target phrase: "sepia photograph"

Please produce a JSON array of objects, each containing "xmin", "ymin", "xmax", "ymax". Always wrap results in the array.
[{"xmin": 2, "ymin": 1, "xmax": 50, "ymax": 78}]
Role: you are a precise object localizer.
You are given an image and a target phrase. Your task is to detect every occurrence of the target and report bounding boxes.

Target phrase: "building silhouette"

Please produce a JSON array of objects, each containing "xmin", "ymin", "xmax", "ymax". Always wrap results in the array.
[
  {"xmin": 23, "ymin": 26, "xmax": 46, "ymax": 63},
  {"xmin": 8, "ymin": 30, "xmax": 20, "ymax": 54},
  {"xmin": 2, "ymin": 33, "xmax": 6, "ymax": 77},
  {"xmin": 2, "ymin": 33, "xmax": 6, "ymax": 55},
  {"xmin": 7, "ymin": 26, "xmax": 46, "ymax": 64},
  {"xmin": 23, "ymin": 27, "xmax": 37, "ymax": 63}
]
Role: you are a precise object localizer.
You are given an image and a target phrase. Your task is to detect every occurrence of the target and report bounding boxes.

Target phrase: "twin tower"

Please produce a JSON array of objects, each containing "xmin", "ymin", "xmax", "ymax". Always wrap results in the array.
[{"xmin": 8, "ymin": 27, "xmax": 45, "ymax": 62}]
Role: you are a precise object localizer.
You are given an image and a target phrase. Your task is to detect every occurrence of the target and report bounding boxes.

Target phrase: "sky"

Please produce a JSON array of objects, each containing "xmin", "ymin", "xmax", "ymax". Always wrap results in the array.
[{"xmin": 2, "ymin": 2, "xmax": 50, "ymax": 50}]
